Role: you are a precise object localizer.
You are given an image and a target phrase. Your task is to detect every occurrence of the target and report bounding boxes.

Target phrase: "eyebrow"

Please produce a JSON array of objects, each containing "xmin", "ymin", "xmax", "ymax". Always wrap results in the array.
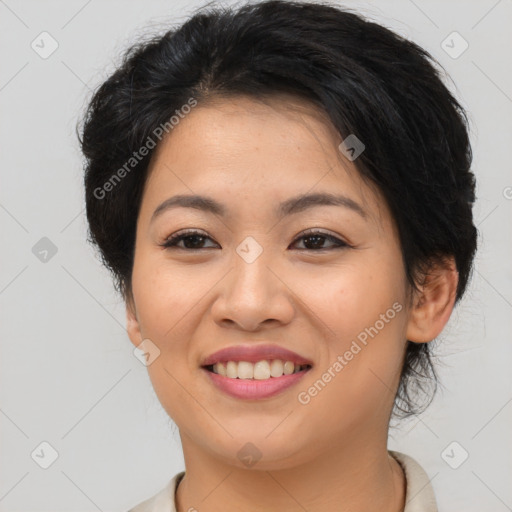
[{"xmin": 150, "ymin": 192, "xmax": 367, "ymax": 224}]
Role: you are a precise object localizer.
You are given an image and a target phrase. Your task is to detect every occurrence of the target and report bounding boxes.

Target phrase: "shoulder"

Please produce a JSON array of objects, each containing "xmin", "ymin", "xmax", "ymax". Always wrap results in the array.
[
  {"xmin": 126, "ymin": 471, "xmax": 185, "ymax": 512},
  {"xmin": 389, "ymin": 450, "xmax": 438, "ymax": 512}
]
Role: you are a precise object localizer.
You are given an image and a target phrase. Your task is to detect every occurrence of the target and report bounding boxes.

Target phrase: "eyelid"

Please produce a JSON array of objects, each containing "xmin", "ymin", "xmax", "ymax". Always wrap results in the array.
[
  {"xmin": 290, "ymin": 228, "xmax": 350, "ymax": 249},
  {"xmin": 160, "ymin": 228, "xmax": 351, "ymax": 250},
  {"xmin": 161, "ymin": 228, "xmax": 218, "ymax": 248}
]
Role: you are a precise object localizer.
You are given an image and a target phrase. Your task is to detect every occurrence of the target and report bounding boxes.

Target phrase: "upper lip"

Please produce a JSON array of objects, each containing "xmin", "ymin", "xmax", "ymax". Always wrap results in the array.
[{"xmin": 201, "ymin": 344, "xmax": 313, "ymax": 367}]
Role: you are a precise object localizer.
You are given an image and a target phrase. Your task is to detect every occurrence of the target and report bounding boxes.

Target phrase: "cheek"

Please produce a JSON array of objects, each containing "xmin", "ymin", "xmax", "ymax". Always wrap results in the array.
[
  {"xmin": 309, "ymin": 263, "xmax": 400, "ymax": 340},
  {"xmin": 131, "ymin": 259, "xmax": 212, "ymax": 407},
  {"xmin": 296, "ymin": 311, "xmax": 406, "ymax": 440},
  {"xmin": 132, "ymin": 259, "xmax": 209, "ymax": 341},
  {"xmin": 299, "ymin": 261, "xmax": 407, "ymax": 406},
  {"xmin": 133, "ymin": 265, "xmax": 207, "ymax": 426}
]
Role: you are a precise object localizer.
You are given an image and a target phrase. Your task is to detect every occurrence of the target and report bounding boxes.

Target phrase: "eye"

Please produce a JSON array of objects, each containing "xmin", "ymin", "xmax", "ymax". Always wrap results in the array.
[
  {"xmin": 289, "ymin": 229, "xmax": 350, "ymax": 251},
  {"xmin": 160, "ymin": 228, "xmax": 350, "ymax": 251},
  {"xmin": 160, "ymin": 229, "xmax": 219, "ymax": 250}
]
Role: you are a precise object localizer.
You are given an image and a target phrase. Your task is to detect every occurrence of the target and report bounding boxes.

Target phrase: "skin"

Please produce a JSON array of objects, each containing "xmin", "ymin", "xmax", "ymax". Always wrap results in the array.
[{"xmin": 125, "ymin": 94, "xmax": 458, "ymax": 512}]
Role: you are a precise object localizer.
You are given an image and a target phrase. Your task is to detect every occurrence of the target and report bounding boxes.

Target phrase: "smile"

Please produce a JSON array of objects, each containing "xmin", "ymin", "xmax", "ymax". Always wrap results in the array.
[
  {"xmin": 205, "ymin": 359, "xmax": 312, "ymax": 379},
  {"xmin": 202, "ymin": 361, "xmax": 312, "ymax": 400}
]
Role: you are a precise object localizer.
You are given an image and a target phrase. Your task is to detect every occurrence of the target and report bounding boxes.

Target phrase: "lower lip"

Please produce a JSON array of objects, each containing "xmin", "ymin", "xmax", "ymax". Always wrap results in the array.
[{"xmin": 202, "ymin": 367, "xmax": 311, "ymax": 400}]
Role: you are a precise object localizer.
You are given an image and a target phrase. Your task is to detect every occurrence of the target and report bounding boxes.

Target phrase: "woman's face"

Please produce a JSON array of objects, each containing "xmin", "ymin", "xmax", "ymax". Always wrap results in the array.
[{"xmin": 126, "ymin": 95, "xmax": 413, "ymax": 469}]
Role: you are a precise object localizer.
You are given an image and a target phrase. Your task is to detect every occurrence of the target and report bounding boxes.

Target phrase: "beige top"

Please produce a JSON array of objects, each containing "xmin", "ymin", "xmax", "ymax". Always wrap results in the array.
[{"xmin": 127, "ymin": 450, "xmax": 438, "ymax": 512}]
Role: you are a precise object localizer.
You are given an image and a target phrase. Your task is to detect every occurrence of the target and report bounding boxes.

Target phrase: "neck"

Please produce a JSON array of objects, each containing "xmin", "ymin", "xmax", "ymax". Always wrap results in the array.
[{"xmin": 175, "ymin": 433, "xmax": 405, "ymax": 512}]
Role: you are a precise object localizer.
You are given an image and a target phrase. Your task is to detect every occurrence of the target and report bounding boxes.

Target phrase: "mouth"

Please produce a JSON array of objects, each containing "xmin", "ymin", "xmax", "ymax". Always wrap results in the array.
[
  {"xmin": 200, "ymin": 344, "xmax": 313, "ymax": 399},
  {"xmin": 201, "ymin": 359, "xmax": 313, "ymax": 400}
]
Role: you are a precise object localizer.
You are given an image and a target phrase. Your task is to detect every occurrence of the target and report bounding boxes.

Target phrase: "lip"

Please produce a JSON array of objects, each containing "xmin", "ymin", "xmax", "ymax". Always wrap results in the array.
[
  {"xmin": 201, "ymin": 344, "xmax": 313, "ymax": 366},
  {"xmin": 202, "ymin": 366, "xmax": 311, "ymax": 400}
]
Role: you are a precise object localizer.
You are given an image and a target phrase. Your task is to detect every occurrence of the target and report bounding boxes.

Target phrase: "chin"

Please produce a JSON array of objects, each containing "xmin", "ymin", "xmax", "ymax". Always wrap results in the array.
[{"xmin": 206, "ymin": 433, "xmax": 316, "ymax": 471}]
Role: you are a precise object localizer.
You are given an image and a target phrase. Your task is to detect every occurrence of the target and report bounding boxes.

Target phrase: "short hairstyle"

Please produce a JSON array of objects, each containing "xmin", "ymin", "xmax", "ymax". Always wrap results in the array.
[{"xmin": 78, "ymin": 0, "xmax": 478, "ymax": 420}]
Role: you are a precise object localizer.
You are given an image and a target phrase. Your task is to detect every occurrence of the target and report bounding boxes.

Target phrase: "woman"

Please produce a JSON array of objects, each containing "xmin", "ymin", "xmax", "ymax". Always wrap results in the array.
[{"xmin": 78, "ymin": 1, "xmax": 478, "ymax": 511}]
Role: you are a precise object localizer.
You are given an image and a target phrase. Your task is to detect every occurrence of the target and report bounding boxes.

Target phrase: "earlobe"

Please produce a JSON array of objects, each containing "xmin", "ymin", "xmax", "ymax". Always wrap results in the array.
[
  {"xmin": 405, "ymin": 256, "xmax": 459, "ymax": 344},
  {"xmin": 125, "ymin": 296, "xmax": 142, "ymax": 348}
]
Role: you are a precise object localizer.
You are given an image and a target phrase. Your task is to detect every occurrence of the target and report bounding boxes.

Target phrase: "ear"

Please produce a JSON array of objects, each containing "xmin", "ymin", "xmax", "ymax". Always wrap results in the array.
[
  {"xmin": 125, "ymin": 292, "xmax": 143, "ymax": 349},
  {"xmin": 405, "ymin": 256, "xmax": 459, "ymax": 343}
]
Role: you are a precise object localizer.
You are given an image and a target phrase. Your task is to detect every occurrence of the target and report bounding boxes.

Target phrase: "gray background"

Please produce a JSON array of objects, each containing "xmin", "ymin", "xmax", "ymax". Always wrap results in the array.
[{"xmin": 1, "ymin": 0, "xmax": 511, "ymax": 510}]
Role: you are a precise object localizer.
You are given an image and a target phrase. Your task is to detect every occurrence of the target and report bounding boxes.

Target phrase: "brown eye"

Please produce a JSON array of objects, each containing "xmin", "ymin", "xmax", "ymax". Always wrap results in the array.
[
  {"xmin": 160, "ymin": 229, "xmax": 350, "ymax": 251},
  {"xmin": 290, "ymin": 230, "xmax": 349, "ymax": 251},
  {"xmin": 161, "ymin": 230, "xmax": 219, "ymax": 250}
]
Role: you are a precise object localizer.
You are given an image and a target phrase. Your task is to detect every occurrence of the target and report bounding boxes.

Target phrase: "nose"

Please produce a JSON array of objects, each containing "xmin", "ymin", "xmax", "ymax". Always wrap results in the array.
[{"xmin": 211, "ymin": 245, "xmax": 295, "ymax": 332}]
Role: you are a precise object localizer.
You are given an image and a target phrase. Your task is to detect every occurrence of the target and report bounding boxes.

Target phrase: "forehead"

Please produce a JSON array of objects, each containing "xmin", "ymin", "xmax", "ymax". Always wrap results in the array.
[{"xmin": 141, "ymin": 95, "xmax": 388, "ymax": 228}]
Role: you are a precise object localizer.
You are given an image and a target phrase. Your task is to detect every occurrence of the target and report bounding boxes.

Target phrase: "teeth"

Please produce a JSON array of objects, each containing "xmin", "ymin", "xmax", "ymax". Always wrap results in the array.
[
  {"xmin": 270, "ymin": 359, "xmax": 284, "ymax": 377},
  {"xmin": 283, "ymin": 361, "xmax": 295, "ymax": 375},
  {"xmin": 211, "ymin": 360, "xmax": 308, "ymax": 379},
  {"xmin": 253, "ymin": 360, "xmax": 271, "ymax": 380},
  {"xmin": 215, "ymin": 362, "xmax": 227, "ymax": 376},
  {"xmin": 238, "ymin": 361, "xmax": 253, "ymax": 379},
  {"xmin": 226, "ymin": 361, "xmax": 237, "ymax": 379}
]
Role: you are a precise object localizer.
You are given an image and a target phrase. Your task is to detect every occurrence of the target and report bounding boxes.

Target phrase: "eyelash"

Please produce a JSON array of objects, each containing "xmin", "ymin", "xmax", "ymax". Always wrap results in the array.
[{"xmin": 160, "ymin": 229, "xmax": 350, "ymax": 251}]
